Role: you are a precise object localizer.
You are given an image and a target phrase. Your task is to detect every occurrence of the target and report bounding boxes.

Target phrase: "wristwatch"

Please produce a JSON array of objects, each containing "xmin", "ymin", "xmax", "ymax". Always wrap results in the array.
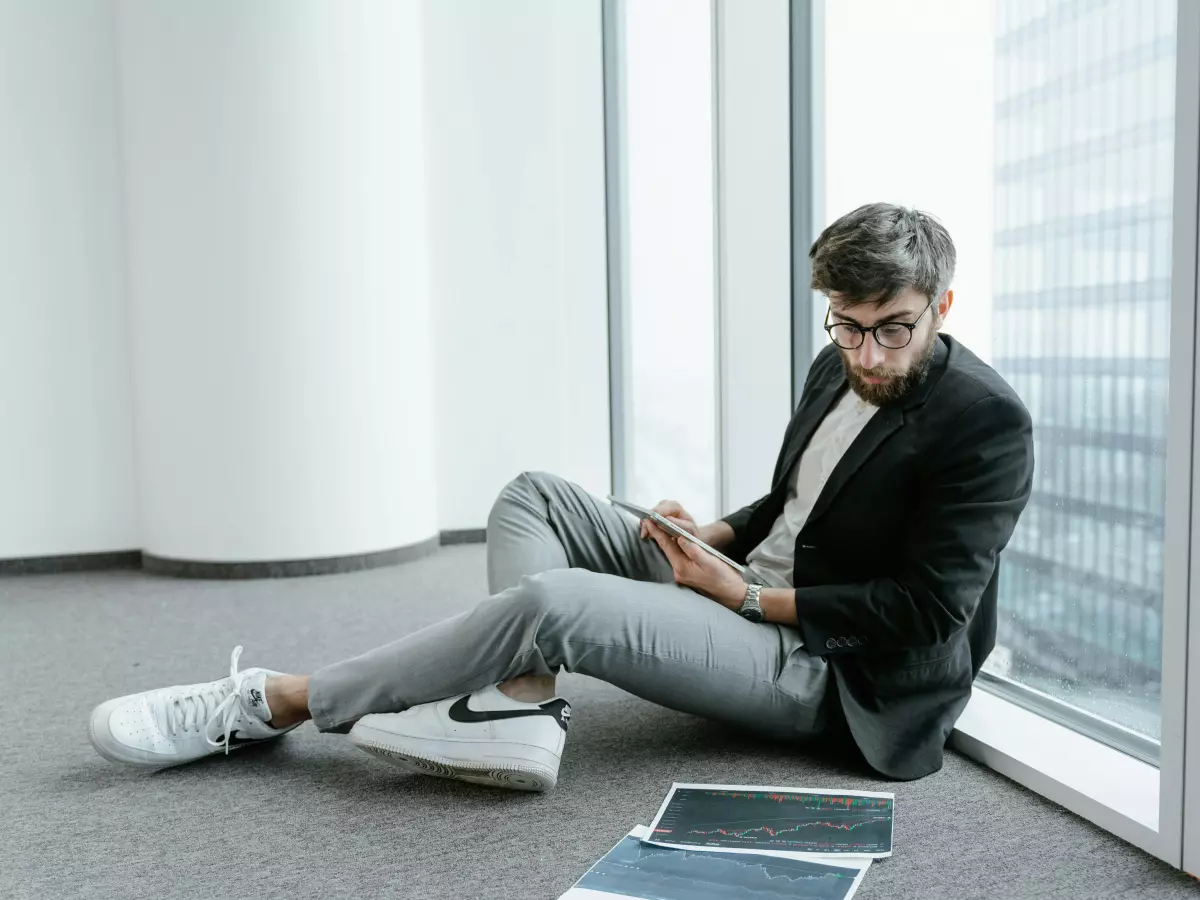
[{"xmin": 737, "ymin": 582, "xmax": 765, "ymax": 623}]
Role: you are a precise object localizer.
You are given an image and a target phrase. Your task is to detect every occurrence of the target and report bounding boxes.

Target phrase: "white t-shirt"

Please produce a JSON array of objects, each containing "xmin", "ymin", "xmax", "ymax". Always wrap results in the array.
[{"xmin": 745, "ymin": 388, "xmax": 879, "ymax": 590}]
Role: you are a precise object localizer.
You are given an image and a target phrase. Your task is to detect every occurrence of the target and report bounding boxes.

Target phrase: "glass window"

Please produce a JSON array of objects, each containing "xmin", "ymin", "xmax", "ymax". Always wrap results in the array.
[
  {"xmin": 823, "ymin": 0, "xmax": 1176, "ymax": 740},
  {"xmin": 615, "ymin": 0, "xmax": 719, "ymax": 524}
]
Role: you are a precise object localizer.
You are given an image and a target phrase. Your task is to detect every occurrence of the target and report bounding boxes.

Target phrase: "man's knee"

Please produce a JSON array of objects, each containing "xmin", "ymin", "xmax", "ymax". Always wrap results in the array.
[
  {"xmin": 512, "ymin": 470, "xmax": 568, "ymax": 498},
  {"xmin": 507, "ymin": 568, "xmax": 590, "ymax": 624},
  {"xmin": 488, "ymin": 471, "xmax": 565, "ymax": 526}
]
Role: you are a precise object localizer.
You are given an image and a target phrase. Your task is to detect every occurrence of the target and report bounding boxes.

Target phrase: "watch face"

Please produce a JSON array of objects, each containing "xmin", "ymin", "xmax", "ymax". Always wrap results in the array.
[{"xmin": 740, "ymin": 606, "xmax": 765, "ymax": 623}]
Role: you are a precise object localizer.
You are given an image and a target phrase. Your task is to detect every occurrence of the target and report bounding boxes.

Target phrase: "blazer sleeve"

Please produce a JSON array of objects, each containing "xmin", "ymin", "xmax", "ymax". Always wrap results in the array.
[
  {"xmin": 793, "ymin": 393, "xmax": 1035, "ymax": 656},
  {"xmin": 720, "ymin": 495, "xmax": 769, "ymax": 542}
]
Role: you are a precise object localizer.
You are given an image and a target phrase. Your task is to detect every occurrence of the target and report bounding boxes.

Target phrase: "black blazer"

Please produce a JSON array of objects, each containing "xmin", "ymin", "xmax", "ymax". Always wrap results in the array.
[{"xmin": 722, "ymin": 334, "xmax": 1034, "ymax": 780}]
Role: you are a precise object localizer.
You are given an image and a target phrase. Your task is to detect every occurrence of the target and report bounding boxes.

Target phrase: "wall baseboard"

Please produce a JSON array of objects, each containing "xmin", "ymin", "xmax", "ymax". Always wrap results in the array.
[
  {"xmin": 1, "ymin": 530, "xmax": 488, "ymax": 579},
  {"xmin": 0, "ymin": 550, "xmax": 142, "ymax": 576},
  {"xmin": 439, "ymin": 528, "xmax": 487, "ymax": 545},
  {"xmin": 143, "ymin": 536, "xmax": 443, "ymax": 580}
]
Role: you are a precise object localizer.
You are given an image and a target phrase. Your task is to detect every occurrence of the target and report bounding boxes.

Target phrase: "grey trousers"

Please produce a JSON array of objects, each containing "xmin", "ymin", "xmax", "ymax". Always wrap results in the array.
[{"xmin": 307, "ymin": 471, "xmax": 834, "ymax": 742}]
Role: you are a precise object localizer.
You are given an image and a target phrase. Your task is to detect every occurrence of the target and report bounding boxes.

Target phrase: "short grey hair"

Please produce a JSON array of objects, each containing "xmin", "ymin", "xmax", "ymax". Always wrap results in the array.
[{"xmin": 809, "ymin": 202, "xmax": 956, "ymax": 306}]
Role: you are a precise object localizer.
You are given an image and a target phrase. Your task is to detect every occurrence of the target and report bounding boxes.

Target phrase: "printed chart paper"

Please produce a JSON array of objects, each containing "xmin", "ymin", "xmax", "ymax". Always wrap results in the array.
[
  {"xmin": 558, "ymin": 825, "xmax": 871, "ymax": 900},
  {"xmin": 645, "ymin": 783, "xmax": 895, "ymax": 860}
]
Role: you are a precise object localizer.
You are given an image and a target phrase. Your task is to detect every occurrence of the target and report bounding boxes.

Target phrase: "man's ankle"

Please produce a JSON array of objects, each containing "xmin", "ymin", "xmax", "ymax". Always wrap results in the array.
[
  {"xmin": 497, "ymin": 674, "xmax": 556, "ymax": 704},
  {"xmin": 264, "ymin": 674, "xmax": 312, "ymax": 729}
]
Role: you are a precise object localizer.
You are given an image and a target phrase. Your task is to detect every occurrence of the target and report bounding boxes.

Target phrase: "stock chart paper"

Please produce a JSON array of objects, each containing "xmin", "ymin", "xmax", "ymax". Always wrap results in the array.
[
  {"xmin": 558, "ymin": 826, "xmax": 870, "ymax": 900},
  {"xmin": 645, "ymin": 784, "xmax": 895, "ymax": 859}
]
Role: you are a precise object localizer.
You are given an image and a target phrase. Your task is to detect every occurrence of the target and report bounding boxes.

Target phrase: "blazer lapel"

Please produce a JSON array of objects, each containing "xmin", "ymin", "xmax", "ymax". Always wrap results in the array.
[{"xmin": 799, "ymin": 337, "xmax": 950, "ymax": 529}]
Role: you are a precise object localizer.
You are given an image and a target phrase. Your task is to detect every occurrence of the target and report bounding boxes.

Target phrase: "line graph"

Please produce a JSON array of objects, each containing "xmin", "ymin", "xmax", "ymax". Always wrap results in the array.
[
  {"xmin": 649, "ymin": 788, "xmax": 894, "ymax": 856},
  {"xmin": 690, "ymin": 815, "xmax": 893, "ymax": 839},
  {"xmin": 573, "ymin": 834, "xmax": 865, "ymax": 900}
]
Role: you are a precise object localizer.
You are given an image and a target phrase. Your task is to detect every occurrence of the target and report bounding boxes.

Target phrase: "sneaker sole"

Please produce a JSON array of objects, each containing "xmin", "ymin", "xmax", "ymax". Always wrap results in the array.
[{"xmin": 349, "ymin": 732, "xmax": 559, "ymax": 792}]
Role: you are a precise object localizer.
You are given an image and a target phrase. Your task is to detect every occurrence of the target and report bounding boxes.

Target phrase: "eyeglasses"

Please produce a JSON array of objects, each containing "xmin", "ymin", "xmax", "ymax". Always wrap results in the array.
[{"xmin": 823, "ymin": 298, "xmax": 936, "ymax": 350}]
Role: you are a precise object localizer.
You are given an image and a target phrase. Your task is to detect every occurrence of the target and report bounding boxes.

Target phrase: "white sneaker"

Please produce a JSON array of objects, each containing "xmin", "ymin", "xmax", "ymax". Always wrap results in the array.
[
  {"xmin": 348, "ymin": 685, "xmax": 572, "ymax": 792},
  {"xmin": 88, "ymin": 646, "xmax": 299, "ymax": 768}
]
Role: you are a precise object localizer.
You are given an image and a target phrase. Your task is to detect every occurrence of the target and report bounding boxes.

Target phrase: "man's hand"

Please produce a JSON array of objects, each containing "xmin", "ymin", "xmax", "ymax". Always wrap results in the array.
[
  {"xmin": 639, "ymin": 500, "xmax": 699, "ymax": 540},
  {"xmin": 644, "ymin": 519, "xmax": 746, "ymax": 610}
]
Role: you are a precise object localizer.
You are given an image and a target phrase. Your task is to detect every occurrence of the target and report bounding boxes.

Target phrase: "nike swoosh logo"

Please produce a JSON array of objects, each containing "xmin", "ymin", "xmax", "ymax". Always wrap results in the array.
[
  {"xmin": 448, "ymin": 696, "xmax": 571, "ymax": 733},
  {"xmin": 212, "ymin": 730, "xmax": 259, "ymax": 747}
]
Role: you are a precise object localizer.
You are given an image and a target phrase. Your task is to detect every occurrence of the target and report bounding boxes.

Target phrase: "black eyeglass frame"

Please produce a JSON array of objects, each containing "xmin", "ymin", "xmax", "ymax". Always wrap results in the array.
[{"xmin": 822, "ymin": 297, "xmax": 937, "ymax": 350}]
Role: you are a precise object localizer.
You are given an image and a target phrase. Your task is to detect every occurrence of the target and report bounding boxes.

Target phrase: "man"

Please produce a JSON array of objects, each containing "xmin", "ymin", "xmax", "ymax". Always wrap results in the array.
[{"xmin": 88, "ymin": 202, "xmax": 1033, "ymax": 785}]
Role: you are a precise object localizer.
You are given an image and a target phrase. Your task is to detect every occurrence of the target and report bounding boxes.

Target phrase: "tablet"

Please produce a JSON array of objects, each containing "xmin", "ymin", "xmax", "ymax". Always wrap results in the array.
[{"xmin": 607, "ymin": 496, "xmax": 746, "ymax": 574}]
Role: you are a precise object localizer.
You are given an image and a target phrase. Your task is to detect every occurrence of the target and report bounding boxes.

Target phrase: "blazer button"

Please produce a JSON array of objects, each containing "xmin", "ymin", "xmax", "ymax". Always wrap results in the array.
[
  {"xmin": 836, "ymin": 637, "xmax": 848, "ymax": 648},
  {"xmin": 847, "ymin": 636, "xmax": 859, "ymax": 647},
  {"xmin": 825, "ymin": 638, "xmax": 837, "ymax": 650}
]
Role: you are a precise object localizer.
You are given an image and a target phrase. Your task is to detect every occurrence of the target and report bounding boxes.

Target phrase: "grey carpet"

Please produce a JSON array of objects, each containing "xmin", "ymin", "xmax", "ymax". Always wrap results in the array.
[{"xmin": 2, "ymin": 545, "xmax": 1196, "ymax": 900}]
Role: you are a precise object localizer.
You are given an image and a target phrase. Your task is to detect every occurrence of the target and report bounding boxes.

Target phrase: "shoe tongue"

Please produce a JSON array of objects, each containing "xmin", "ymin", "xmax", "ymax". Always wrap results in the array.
[{"xmin": 238, "ymin": 671, "xmax": 273, "ymax": 723}]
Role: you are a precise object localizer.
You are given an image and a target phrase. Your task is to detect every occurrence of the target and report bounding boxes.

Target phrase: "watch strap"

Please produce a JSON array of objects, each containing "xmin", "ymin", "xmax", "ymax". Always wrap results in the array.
[{"xmin": 738, "ymin": 582, "xmax": 764, "ymax": 618}]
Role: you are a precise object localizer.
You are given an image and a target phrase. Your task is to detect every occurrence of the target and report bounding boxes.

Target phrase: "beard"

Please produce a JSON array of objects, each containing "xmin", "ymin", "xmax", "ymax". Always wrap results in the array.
[{"xmin": 840, "ymin": 328, "xmax": 939, "ymax": 406}]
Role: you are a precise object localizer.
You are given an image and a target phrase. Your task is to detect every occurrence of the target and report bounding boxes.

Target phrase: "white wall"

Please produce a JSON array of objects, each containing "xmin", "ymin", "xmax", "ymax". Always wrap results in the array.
[
  {"xmin": 116, "ymin": 0, "xmax": 439, "ymax": 562},
  {"xmin": 0, "ymin": 0, "xmax": 139, "ymax": 559},
  {"xmin": 423, "ymin": 0, "xmax": 612, "ymax": 531},
  {"xmin": 0, "ymin": 0, "xmax": 611, "ymax": 562}
]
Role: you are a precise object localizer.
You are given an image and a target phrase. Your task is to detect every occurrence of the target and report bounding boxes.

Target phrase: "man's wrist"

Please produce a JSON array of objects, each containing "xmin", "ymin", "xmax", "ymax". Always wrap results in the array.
[
  {"xmin": 698, "ymin": 520, "xmax": 735, "ymax": 551},
  {"xmin": 722, "ymin": 581, "xmax": 748, "ymax": 610},
  {"xmin": 720, "ymin": 584, "xmax": 797, "ymax": 626},
  {"xmin": 759, "ymin": 588, "xmax": 799, "ymax": 625}
]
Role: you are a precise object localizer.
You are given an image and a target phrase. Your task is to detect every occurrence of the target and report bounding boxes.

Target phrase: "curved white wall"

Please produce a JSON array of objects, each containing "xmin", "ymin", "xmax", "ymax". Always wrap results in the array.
[
  {"xmin": 115, "ymin": 0, "xmax": 438, "ymax": 562},
  {"xmin": 0, "ymin": 0, "xmax": 139, "ymax": 559}
]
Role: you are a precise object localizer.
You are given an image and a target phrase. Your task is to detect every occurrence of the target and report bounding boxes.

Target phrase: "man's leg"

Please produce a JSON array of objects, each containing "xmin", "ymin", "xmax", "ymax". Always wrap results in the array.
[
  {"xmin": 300, "ymin": 568, "xmax": 830, "ymax": 746},
  {"xmin": 296, "ymin": 568, "xmax": 827, "ymax": 791}
]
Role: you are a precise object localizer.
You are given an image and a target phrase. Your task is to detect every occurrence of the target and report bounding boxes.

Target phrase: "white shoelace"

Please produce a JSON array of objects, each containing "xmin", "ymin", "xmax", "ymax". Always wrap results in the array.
[{"xmin": 149, "ymin": 645, "xmax": 253, "ymax": 754}]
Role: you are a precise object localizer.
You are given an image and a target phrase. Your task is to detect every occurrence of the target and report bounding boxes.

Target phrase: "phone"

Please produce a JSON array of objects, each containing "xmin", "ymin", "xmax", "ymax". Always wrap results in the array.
[{"xmin": 607, "ymin": 496, "xmax": 746, "ymax": 574}]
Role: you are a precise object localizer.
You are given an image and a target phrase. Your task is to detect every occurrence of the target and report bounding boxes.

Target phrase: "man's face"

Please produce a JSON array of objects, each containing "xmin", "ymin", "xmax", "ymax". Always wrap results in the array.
[{"xmin": 827, "ymin": 287, "xmax": 949, "ymax": 406}]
